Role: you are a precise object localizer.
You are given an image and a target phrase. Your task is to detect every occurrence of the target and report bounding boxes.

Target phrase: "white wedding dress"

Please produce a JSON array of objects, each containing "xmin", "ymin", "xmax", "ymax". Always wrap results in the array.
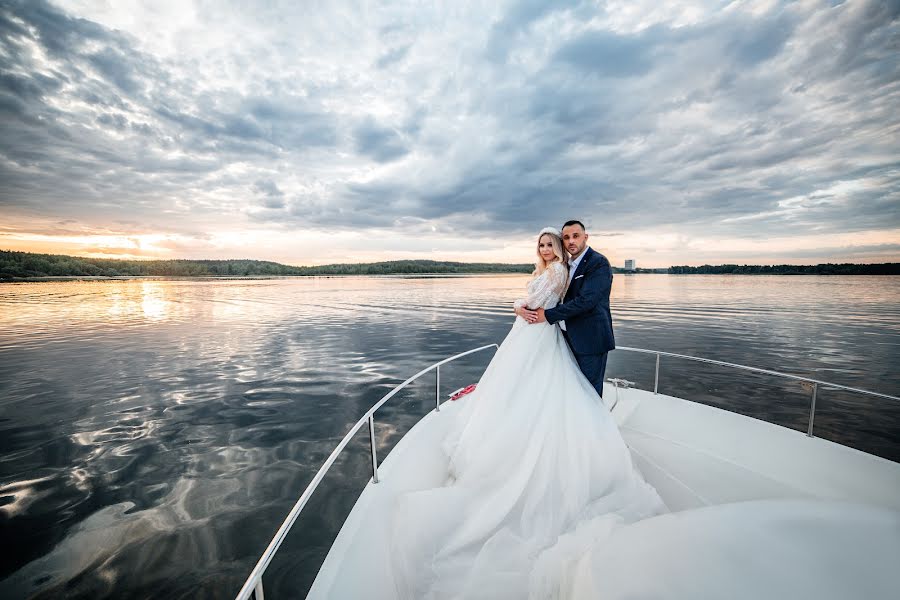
[
  {"xmin": 386, "ymin": 262, "xmax": 900, "ymax": 599},
  {"xmin": 388, "ymin": 262, "xmax": 668, "ymax": 599}
]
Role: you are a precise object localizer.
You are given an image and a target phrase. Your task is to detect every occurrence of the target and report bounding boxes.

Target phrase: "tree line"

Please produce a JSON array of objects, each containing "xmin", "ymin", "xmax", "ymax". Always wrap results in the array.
[
  {"xmin": 0, "ymin": 250, "xmax": 533, "ymax": 279},
  {"xmin": 2, "ymin": 250, "xmax": 897, "ymax": 279}
]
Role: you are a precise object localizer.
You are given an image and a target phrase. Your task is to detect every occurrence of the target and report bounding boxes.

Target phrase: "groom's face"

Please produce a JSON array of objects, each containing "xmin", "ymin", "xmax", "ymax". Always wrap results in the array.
[{"xmin": 561, "ymin": 224, "xmax": 588, "ymax": 257}]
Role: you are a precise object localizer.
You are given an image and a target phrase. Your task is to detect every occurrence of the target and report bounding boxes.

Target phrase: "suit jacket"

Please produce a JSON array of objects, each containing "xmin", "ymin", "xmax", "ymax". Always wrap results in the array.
[{"xmin": 544, "ymin": 247, "xmax": 615, "ymax": 355}]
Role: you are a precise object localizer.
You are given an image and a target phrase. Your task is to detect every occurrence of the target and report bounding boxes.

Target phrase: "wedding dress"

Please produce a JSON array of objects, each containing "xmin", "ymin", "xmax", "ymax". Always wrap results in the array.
[
  {"xmin": 388, "ymin": 261, "xmax": 667, "ymax": 599},
  {"xmin": 386, "ymin": 261, "xmax": 900, "ymax": 599}
]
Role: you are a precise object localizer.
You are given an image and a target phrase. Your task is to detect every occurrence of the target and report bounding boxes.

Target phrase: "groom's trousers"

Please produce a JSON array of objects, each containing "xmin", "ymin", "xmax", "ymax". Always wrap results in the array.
[{"xmin": 562, "ymin": 331, "xmax": 608, "ymax": 398}]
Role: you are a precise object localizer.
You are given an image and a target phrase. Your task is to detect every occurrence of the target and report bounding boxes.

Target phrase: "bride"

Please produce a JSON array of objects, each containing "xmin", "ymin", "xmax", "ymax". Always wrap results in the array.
[{"xmin": 388, "ymin": 227, "xmax": 667, "ymax": 599}]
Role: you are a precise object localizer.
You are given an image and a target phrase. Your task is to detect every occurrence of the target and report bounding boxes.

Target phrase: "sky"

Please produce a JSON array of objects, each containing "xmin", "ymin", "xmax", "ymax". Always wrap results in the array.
[{"xmin": 0, "ymin": 0, "xmax": 898, "ymax": 268}]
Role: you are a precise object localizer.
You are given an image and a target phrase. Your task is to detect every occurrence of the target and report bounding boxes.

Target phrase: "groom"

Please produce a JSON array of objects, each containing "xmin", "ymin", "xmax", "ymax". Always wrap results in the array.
[{"xmin": 530, "ymin": 220, "xmax": 615, "ymax": 397}]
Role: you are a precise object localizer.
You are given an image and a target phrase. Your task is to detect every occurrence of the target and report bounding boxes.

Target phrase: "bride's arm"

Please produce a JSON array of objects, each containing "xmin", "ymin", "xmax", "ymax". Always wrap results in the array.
[
  {"xmin": 513, "ymin": 299, "xmax": 535, "ymax": 321},
  {"xmin": 521, "ymin": 264, "xmax": 566, "ymax": 309},
  {"xmin": 545, "ymin": 263, "xmax": 567, "ymax": 302}
]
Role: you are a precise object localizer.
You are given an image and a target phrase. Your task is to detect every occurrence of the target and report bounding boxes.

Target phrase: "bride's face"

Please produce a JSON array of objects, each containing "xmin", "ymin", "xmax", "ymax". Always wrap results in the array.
[{"xmin": 538, "ymin": 235, "xmax": 556, "ymax": 262}]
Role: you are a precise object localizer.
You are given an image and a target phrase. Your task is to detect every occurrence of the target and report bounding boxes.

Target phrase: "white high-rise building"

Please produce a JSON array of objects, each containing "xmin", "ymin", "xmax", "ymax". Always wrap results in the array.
[{"xmin": 625, "ymin": 259, "xmax": 636, "ymax": 271}]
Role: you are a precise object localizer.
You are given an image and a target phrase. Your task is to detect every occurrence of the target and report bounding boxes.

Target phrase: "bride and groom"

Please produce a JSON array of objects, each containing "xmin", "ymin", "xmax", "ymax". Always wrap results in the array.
[
  {"xmin": 514, "ymin": 220, "xmax": 615, "ymax": 398},
  {"xmin": 389, "ymin": 221, "xmax": 667, "ymax": 599}
]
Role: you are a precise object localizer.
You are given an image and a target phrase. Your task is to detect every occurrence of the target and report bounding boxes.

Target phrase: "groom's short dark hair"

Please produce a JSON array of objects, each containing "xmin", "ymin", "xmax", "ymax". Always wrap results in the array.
[{"xmin": 562, "ymin": 220, "xmax": 585, "ymax": 231}]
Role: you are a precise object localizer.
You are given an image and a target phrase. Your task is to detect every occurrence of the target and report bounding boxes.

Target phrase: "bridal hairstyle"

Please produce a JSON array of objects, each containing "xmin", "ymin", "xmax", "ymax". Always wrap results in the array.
[{"xmin": 534, "ymin": 228, "xmax": 567, "ymax": 276}]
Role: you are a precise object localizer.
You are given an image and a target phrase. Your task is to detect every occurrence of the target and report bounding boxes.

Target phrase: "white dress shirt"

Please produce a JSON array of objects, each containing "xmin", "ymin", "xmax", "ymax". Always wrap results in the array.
[{"xmin": 559, "ymin": 246, "xmax": 589, "ymax": 332}]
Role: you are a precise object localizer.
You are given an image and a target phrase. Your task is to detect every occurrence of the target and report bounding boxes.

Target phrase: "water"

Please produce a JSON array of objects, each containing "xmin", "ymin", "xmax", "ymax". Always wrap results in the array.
[{"xmin": 1, "ymin": 274, "xmax": 898, "ymax": 599}]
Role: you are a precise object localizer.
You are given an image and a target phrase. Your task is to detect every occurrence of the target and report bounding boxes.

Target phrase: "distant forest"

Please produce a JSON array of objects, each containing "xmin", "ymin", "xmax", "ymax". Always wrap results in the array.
[
  {"xmin": 1, "ymin": 250, "xmax": 897, "ymax": 279},
  {"xmin": 668, "ymin": 263, "xmax": 900, "ymax": 275},
  {"xmin": 0, "ymin": 250, "xmax": 532, "ymax": 279}
]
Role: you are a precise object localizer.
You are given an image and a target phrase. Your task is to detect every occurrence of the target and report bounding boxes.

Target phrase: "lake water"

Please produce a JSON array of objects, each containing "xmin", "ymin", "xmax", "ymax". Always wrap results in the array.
[{"xmin": 1, "ymin": 274, "xmax": 899, "ymax": 599}]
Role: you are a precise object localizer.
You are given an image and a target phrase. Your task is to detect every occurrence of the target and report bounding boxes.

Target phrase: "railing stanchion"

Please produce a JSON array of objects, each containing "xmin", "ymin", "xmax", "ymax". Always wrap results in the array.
[
  {"xmin": 368, "ymin": 415, "xmax": 379, "ymax": 483},
  {"xmin": 254, "ymin": 580, "xmax": 264, "ymax": 600},
  {"xmin": 436, "ymin": 365, "xmax": 441, "ymax": 412},
  {"xmin": 807, "ymin": 382, "xmax": 818, "ymax": 438},
  {"xmin": 654, "ymin": 352, "xmax": 660, "ymax": 394}
]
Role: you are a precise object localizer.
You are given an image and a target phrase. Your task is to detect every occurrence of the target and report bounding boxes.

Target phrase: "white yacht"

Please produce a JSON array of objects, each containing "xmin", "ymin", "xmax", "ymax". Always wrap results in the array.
[{"xmin": 236, "ymin": 345, "xmax": 900, "ymax": 600}]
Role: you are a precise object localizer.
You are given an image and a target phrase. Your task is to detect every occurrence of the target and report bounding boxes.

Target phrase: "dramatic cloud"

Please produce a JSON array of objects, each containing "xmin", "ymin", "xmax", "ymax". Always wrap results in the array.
[{"xmin": 0, "ymin": 0, "xmax": 897, "ymax": 266}]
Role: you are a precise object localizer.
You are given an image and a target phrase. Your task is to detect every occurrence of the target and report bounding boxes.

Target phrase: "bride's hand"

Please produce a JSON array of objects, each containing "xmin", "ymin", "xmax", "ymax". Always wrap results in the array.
[{"xmin": 516, "ymin": 306, "xmax": 538, "ymax": 323}]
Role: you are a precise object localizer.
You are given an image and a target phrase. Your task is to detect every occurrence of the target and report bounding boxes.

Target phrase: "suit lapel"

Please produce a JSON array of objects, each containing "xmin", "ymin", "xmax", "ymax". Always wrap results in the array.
[{"xmin": 564, "ymin": 247, "xmax": 593, "ymax": 301}]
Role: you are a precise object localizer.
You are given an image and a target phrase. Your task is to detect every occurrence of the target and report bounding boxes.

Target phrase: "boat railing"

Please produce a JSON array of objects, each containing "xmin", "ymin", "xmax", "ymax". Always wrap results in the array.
[
  {"xmin": 234, "ymin": 343, "xmax": 499, "ymax": 600},
  {"xmin": 235, "ymin": 343, "xmax": 899, "ymax": 600},
  {"xmin": 615, "ymin": 346, "xmax": 900, "ymax": 437}
]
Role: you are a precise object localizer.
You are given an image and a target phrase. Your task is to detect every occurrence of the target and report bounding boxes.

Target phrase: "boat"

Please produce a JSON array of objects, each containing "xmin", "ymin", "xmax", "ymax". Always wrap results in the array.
[{"xmin": 235, "ymin": 345, "xmax": 900, "ymax": 600}]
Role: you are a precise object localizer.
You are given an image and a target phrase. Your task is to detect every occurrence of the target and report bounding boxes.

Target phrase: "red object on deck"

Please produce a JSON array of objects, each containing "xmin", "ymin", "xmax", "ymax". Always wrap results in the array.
[{"xmin": 450, "ymin": 384, "xmax": 477, "ymax": 401}]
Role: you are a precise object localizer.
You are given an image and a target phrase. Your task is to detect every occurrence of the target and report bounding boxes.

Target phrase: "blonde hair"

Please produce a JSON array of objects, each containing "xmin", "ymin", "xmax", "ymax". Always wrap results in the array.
[{"xmin": 533, "ymin": 232, "xmax": 567, "ymax": 276}]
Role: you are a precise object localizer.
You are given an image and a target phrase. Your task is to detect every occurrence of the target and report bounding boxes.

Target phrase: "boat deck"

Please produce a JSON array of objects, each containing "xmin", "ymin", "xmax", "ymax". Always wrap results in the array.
[{"xmin": 307, "ymin": 385, "xmax": 900, "ymax": 598}]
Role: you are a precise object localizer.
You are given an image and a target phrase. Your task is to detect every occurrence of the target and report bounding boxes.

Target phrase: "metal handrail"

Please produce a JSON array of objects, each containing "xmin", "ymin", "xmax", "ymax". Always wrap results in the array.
[
  {"xmin": 617, "ymin": 346, "xmax": 900, "ymax": 401},
  {"xmin": 615, "ymin": 345, "xmax": 900, "ymax": 436},
  {"xmin": 236, "ymin": 342, "xmax": 898, "ymax": 600},
  {"xmin": 234, "ymin": 344, "xmax": 499, "ymax": 600}
]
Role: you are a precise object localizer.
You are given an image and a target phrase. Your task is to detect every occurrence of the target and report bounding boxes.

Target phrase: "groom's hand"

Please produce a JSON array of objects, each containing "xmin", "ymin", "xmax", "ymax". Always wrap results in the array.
[{"xmin": 534, "ymin": 308, "xmax": 547, "ymax": 323}]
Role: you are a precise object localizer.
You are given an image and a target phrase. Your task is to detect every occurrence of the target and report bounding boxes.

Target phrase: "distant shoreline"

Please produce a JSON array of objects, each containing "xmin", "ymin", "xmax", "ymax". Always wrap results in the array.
[
  {"xmin": 4, "ymin": 272, "xmax": 900, "ymax": 283},
  {"xmin": 2, "ymin": 249, "xmax": 898, "ymax": 279}
]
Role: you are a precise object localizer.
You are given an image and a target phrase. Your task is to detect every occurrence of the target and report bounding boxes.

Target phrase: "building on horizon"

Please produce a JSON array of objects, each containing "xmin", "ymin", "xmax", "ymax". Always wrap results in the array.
[{"xmin": 624, "ymin": 259, "xmax": 636, "ymax": 271}]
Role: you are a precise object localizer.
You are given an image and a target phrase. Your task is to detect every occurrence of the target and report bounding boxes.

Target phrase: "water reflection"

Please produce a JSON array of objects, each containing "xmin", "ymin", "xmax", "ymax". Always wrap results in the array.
[{"xmin": 0, "ymin": 275, "xmax": 898, "ymax": 598}]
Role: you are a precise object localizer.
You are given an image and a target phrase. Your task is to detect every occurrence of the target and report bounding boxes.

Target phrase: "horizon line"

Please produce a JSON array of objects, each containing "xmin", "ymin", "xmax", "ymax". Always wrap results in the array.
[{"xmin": 3, "ymin": 248, "xmax": 898, "ymax": 270}]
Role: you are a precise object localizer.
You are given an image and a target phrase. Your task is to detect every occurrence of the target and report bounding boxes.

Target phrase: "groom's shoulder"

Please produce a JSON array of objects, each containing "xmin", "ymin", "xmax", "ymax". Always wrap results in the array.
[{"xmin": 586, "ymin": 247, "xmax": 610, "ymax": 267}]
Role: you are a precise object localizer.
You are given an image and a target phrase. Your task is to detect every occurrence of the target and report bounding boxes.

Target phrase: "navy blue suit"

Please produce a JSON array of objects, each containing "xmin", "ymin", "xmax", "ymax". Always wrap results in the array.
[{"xmin": 544, "ymin": 247, "xmax": 615, "ymax": 397}]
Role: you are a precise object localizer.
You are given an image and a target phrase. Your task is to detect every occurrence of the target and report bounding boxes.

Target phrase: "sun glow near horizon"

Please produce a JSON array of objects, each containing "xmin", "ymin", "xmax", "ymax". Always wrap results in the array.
[{"xmin": 2, "ymin": 224, "xmax": 899, "ymax": 269}]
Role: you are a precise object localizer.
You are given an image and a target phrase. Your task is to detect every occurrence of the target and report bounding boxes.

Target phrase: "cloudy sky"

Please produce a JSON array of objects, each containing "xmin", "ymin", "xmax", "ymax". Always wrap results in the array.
[{"xmin": 0, "ymin": 0, "xmax": 898, "ymax": 267}]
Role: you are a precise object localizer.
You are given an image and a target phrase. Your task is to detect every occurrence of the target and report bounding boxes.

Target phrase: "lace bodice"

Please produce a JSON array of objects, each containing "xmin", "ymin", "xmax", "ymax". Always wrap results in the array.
[{"xmin": 514, "ymin": 262, "xmax": 567, "ymax": 310}]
